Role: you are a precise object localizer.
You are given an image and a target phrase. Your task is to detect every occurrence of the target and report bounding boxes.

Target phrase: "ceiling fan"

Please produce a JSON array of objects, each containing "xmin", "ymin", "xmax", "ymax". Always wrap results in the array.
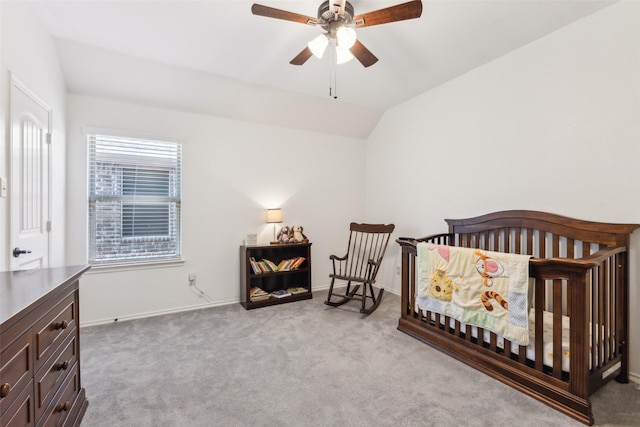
[{"xmin": 251, "ymin": 1, "xmax": 423, "ymax": 68}]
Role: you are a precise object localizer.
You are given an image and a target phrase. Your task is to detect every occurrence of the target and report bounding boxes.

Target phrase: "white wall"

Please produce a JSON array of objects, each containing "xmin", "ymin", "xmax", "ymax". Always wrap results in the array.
[
  {"xmin": 0, "ymin": 2, "xmax": 68, "ymax": 271},
  {"xmin": 66, "ymin": 95, "xmax": 366, "ymax": 324},
  {"xmin": 366, "ymin": 2, "xmax": 640, "ymax": 377}
]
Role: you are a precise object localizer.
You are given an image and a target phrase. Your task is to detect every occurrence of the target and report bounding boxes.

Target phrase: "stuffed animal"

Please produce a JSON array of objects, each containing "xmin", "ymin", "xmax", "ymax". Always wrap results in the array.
[
  {"xmin": 290, "ymin": 225, "xmax": 308, "ymax": 243},
  {"xmin": 277, "ymin": 225, "xmax": 291, "ymax": 244}
]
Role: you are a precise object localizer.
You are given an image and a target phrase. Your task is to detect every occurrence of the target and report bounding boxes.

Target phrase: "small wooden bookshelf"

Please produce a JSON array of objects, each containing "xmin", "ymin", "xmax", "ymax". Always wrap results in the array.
[{"xmin": 240, "ymin": 242, "xmax": 312, "ymax": 309}]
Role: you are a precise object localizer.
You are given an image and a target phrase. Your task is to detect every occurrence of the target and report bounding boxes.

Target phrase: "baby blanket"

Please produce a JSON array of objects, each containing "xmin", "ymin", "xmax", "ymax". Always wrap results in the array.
[{"xmin": 417, "ymin": 243, "xmax": 531, "ymax": 346}]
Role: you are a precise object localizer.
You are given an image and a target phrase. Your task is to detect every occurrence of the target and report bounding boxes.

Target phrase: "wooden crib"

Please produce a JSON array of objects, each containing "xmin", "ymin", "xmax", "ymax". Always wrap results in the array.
[{"xmin": 396, "ymin": 210, "xmax": 638, "ymax": 425}]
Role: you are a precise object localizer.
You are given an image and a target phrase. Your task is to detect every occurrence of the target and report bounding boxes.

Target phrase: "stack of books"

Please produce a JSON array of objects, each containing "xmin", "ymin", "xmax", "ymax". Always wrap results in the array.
[
  {"xmin": 276, "ymin": 257, "xmax": 306, "ymax": 271},
  {"xmin": 249, "ymin": 286, "xmax": 270, "ymax": 301},
  {"xmin": 287, "ymin": 287, "xmax": 308, "ymax": 295},
  {"xmin": 249, "ymin": 257, "xmax": 279, "ymax": 274}
]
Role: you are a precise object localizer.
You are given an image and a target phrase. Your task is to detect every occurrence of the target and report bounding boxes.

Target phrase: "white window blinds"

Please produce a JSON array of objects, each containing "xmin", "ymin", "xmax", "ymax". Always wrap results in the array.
[{"xmin": 88, "ymin": 134, "xmax": 182, "ymax": 265}]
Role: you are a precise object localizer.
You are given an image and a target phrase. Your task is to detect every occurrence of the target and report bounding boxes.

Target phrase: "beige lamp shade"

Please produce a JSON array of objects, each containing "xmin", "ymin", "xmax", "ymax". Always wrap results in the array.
[{"xmin": 266, "ymin": 208, "xmax": 283, "ymax": 224}]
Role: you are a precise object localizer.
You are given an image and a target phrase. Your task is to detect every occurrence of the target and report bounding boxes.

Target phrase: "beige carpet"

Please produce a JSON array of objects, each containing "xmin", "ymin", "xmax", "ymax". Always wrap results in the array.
[{"xmin": 79, "ymin": 290, "xmax": 640, "ymax": 426}]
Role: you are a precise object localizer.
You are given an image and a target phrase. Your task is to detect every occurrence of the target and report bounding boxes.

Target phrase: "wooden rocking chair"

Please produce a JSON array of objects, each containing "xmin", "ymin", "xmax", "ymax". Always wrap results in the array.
[{"xmin": 325, "ymin": 222, "xmax": 395, "ymax": 314}]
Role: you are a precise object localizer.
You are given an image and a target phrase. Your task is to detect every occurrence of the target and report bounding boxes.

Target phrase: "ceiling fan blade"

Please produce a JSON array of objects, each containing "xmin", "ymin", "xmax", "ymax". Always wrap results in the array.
[
  {"xmin": 353, "ymin": 0, "xmax": 423, "ymax": 28},
  {"xmin": 251, "ymin": 3, "xmax": 319, "ymax": 25},
  {"xmin": 290, "ymin": 47, "xmax": 314, "ymax": 66},
  {"xmin": 350, "ymin": 40, "xmax": 378, "ymax": 68}
]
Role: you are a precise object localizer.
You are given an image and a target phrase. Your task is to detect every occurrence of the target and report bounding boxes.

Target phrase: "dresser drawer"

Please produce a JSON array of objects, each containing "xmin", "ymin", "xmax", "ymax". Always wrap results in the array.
[
  {"xmin": 0, "ymin": 379, "xmax": 35, "ymax": 427},
  {"xmin": 1, "ymin": 331, "xmax": 32, "ymax": 414},
  {"xmin": 36, "ymin": 363, "xmax": 79, "ymax": 427},
  {"xmin": 33, "ymin": 292, "xmax": 77, "ymax": 373},
  {"xmin": 34, "ymin": 332, "xmax": 77, "ymax": 421}
]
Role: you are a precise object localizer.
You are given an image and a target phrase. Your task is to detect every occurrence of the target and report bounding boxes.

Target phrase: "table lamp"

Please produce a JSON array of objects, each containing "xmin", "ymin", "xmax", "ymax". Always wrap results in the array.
[{"xmin": 266, "ymin": 208, "xmax": 283, "ymax": 244}]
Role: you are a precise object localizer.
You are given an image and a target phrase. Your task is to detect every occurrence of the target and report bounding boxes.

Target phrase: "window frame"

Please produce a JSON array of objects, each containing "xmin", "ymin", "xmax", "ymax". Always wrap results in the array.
[{"xmin": 87, "ymin": 132, "xmax": 183, "ymax": 267}]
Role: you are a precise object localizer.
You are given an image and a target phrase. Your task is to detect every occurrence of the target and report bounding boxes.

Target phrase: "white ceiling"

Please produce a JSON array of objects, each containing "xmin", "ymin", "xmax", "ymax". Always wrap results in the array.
[{"xmin": 27, "ymin": 0, "xmax": 616, "ymax": 138}]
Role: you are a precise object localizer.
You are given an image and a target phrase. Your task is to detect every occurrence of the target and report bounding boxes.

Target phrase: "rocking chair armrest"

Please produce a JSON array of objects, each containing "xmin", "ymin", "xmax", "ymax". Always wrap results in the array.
[
  {"xmin": 330, "ymin": 253, "xmax": 348, "ymax": 275},
  {"xmin": 367, "ymin": 258, "xmax": 381, "ymax": 267}
]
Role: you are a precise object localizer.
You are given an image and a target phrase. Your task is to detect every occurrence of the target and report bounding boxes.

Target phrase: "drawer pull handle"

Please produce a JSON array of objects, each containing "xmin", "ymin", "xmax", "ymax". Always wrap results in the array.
[
  {"xmin": 1, "ymin": 383, "xmax": 11, "ymax": 398},
  {"xmin": 54, "ymin": 320, "xmax": 69, "ymax": 330},
  {"xmin": 56, "ymin": 401, "xmax": 71, "ymax": 412},
  {"xmin": 57, "ymin": 360, "xmax": 70, "ymax": 371}
]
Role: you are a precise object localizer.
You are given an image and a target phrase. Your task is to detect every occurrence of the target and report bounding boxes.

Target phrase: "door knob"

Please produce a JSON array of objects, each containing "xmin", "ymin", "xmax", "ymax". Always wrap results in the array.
[{"xmin": 12, "ymin": 247, "xmax": 32, "ymax": 258}]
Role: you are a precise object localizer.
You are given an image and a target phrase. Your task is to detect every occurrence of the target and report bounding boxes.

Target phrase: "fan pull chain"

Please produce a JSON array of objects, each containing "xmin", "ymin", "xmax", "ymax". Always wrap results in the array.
[{"xmin": 329, "ymin": 39, "xmax": 338, "ymax": 99}]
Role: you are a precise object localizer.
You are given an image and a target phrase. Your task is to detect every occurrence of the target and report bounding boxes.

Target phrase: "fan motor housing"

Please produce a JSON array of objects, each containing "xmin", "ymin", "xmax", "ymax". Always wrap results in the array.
[{"xmin": 318, "ymin": 1, "xmax": 354, "ymax": 22}]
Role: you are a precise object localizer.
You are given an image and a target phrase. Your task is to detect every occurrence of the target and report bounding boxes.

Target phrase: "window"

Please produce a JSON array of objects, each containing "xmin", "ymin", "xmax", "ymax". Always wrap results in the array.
[{"xmin": 88, "ymin": 134, "xmax": 182, "ymax": 265}]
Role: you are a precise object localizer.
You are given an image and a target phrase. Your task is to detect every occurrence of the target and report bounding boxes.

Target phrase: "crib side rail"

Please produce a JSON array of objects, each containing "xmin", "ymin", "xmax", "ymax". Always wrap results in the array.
[
  {"xmin": 397, "ymin": 237, "xmax": 630, "ymax": 399},
  {"xmin": 532, "ymin": 247, "xmax": 631, "ymax": 393}
]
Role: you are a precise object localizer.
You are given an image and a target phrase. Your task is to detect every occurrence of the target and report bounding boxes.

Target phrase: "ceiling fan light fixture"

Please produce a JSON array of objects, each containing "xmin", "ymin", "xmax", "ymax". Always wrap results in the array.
[
  {"xmin": 336, "ymin": 26, "xmax": 356, "ymax": 49},
  {"xmin": 336, "ymin": 45, "xmax": 354, "ymax": 64},
  {"xmin": 308, "ymin": 34, "xmax": 329, "ymax": 58}
]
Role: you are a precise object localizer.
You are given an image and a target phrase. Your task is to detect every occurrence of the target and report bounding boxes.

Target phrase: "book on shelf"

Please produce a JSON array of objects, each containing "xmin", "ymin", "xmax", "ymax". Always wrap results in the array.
[
  {"xmin": 270, "ymin": 289, "xmax": 292, "ymax": 299},
  {"xmin": 258, "ymin": 260, "xmax": 269, "ymax": 272},
  {"xmin": 274, "ymin": 257, "xmax": 306, "ymax": 271},
  {"xmin": 264, "ymin": 259, "xmax": 279, "ymax": 272},
  {"xmin": 290, "ymin": 257, "xmax": 305, "ymax": 269},
  {"xmin": 249, "ymin": 257, "xmax": 261, "ymax": 274},
  {"xmin": 249, "ymin": 286, "xmax": 270, "ymax": 301},
  {"xmin": 287, "ymin": 287, "xmax": 308, "ymax": 295}
]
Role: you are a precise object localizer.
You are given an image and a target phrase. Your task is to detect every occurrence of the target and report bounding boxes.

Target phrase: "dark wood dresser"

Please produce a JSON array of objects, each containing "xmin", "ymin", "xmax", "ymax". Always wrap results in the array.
[{"xmin": 1, "ymin": 265, "xmax": 90, "ymax": 427}]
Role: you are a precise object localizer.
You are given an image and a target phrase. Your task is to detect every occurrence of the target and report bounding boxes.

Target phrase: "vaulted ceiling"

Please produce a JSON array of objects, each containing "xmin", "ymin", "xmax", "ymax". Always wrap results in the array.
[{"xmin": 27, "ymin": 1, "xmax": 616, "ymax": 138}]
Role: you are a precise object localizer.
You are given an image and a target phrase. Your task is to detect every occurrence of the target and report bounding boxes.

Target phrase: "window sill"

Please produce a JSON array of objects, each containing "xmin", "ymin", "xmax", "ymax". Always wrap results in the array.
[{"xmin": 87, "ymin": 258, "xmax": 185, "ymax": 274}]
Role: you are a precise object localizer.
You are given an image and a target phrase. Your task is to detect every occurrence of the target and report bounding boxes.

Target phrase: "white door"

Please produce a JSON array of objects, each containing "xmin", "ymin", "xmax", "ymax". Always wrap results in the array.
[{"xmin": 9, "ymin": 75, "xmax": 51, "ymax": 270}]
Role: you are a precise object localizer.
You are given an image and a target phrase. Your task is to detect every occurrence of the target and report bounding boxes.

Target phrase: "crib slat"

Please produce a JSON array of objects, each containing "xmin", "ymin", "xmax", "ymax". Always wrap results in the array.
[
  {"xmin": 535, "ymin": 278, "xmax": 544, "ymax": 371},
  {"xmin": 606, "ymin": 259, "xmax": 613, "ymax": 361},
  {"xmin": 566, "ymin": 238, "xmax": 574, "ymax": 317},
  {"xmin": 616, "ymin": 252, "xmax": 629, "ymax": 382},
  {"xmin": 489, "ymin": 229, "xmax": 497, "ymax": 252},
  {"xmin": 519, "ymin": 344, "xmax": 527, "ymax": 364},
  {"xmin": 504, "ymin": 339, "xmax": 512, "ymax": 360},
  {"xmin": 591, "ymin": 268, "xmax": 598, "ymax": 371},
  {"xmin": 513, "ymin": 227, "xmax": 521, "ymax": 254},
  {"xmin": 599, "ymin": 263, "xmax": 606, "ymax": 367},
  {"xmin": 553, "ymin": 279, "xmax": 563, "ymax": 378},
  {"xmin": 608, "ymin": 259, "xmax": 615, "ymax": 361},
  {"xmin": 409, "ymin": 254, "xmax": 416, "ymax": 318}
]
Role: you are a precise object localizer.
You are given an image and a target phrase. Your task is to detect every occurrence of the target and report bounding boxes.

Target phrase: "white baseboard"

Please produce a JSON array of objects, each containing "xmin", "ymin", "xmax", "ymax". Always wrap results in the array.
[
  {"xmin": 80, "ymin": 298, "xmax": 238, "ymax": 327},
  {"xmin": 80, "ymin": 285, "xmax": 396, "ymax": 327}
]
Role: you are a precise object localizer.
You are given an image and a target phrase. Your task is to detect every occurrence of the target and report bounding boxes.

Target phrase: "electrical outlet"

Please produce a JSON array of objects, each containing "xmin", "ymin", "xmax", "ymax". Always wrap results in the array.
[
  {"xmin": 396, "ymin": 266, "xmax": 401, "ymax": 275},
  {"xmin": 0, "ymin": 177, "xmax": 7, "ymax": 198},
  {"xmin": 188, "ymin": 273, "xmax": 196, "ymax": 285}
]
